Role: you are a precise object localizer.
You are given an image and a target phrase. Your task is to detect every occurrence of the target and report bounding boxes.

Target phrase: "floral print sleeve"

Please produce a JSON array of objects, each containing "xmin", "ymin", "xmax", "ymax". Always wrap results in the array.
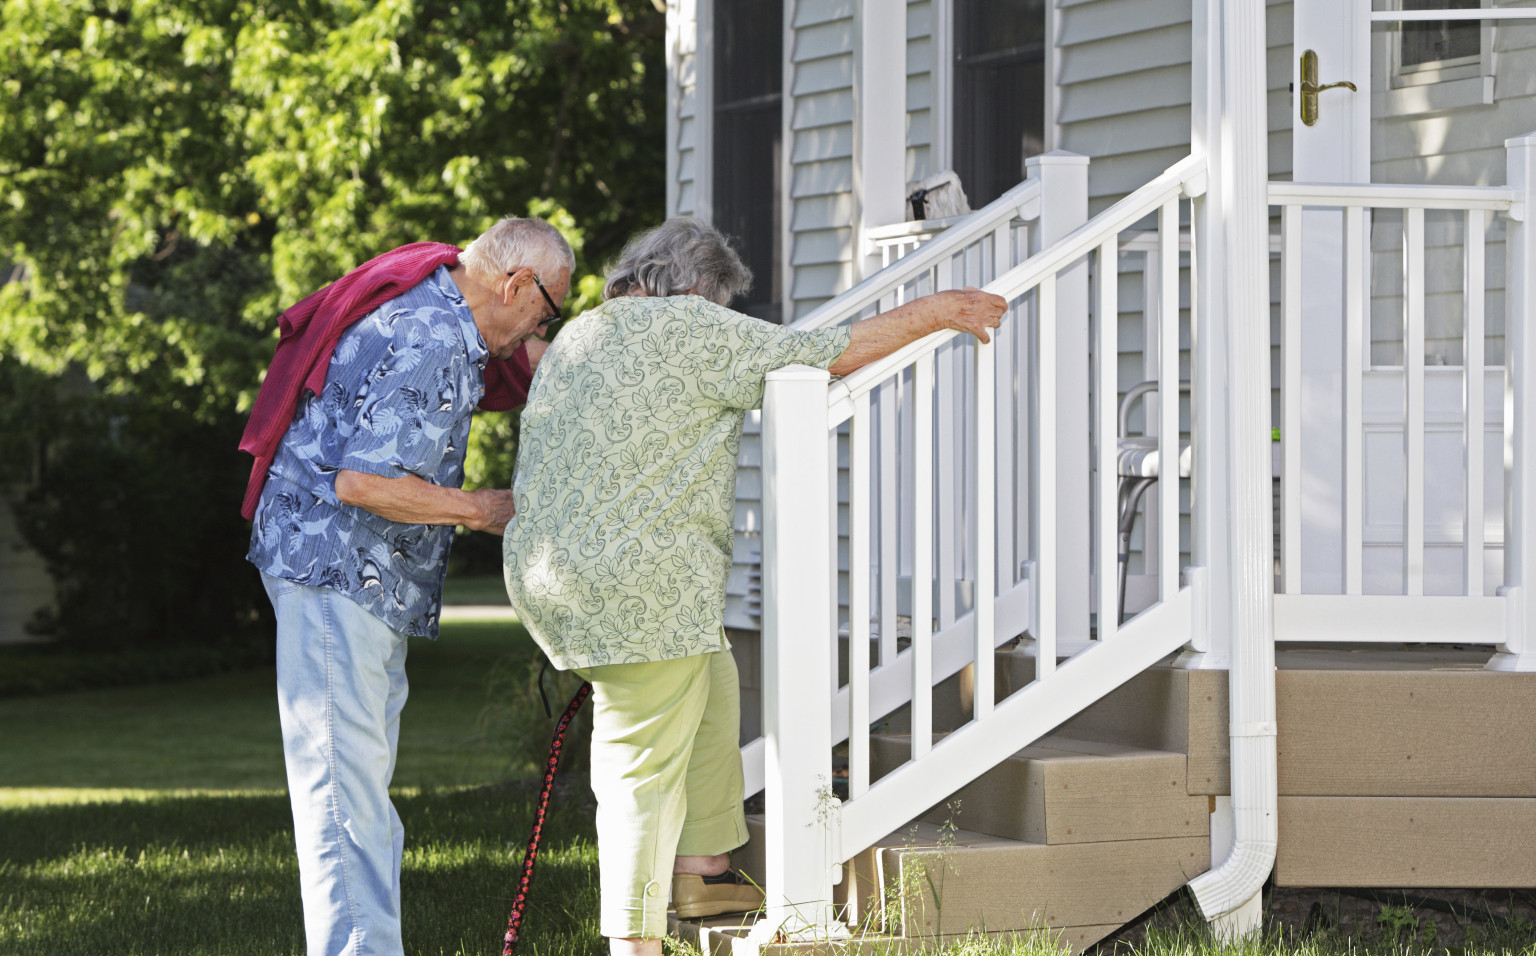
[{"xmin": 675, "ymin": 297, "xmax": 851, "ymax": 409}]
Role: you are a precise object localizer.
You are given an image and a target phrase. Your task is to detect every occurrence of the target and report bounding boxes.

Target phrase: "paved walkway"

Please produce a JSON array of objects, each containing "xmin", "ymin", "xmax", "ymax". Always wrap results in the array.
[{"xmin": 440, "ymin": 604, "xmax": 519, "ymax": 621}]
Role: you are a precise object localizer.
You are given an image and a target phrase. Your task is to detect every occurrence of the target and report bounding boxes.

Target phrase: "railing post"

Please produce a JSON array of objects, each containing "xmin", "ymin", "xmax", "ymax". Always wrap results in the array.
[
  {"xmin": 1493, "ymin": 134, "xmax": 1536, "ymax": 672},
  {"xmin": 854, "ymin": 0, "xmax": 907, "ymax": 281},
  {"xmin": 759, "ymin": 365, "xmax": 847, "ymax": 940},
  {"xmin": 1027, "ymin": 151, "xmax": 1092, "ymax": 647}
]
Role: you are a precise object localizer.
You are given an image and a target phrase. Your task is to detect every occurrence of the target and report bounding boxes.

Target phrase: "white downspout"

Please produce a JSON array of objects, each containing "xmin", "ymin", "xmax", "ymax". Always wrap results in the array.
[{"xmin": 1185, "ymin": 0, "xmax": 1278, "ymax": 934}]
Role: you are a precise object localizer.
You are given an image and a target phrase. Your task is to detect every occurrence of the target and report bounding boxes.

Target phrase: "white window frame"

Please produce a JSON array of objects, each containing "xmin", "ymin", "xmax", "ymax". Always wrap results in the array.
[{"xmin": 1386, "ymin": 0, "xmax": 1492, "ymax": 90}]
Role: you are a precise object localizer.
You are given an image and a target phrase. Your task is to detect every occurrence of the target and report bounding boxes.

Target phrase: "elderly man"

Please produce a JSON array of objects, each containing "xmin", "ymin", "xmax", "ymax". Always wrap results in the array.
[{"xmin": 241, "ymin": 216, "xmax": 573, "ymax": 956}]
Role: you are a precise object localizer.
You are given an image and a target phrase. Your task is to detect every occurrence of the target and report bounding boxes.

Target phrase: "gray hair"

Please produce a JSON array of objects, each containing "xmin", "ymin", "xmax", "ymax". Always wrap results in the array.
[
  {"xmin": 603, "ymin": 218, "xmax": 752, "ymax": 305},
  {"xmin": 460, "ymin": 216, "xmax": 575, "ymax": 285}
]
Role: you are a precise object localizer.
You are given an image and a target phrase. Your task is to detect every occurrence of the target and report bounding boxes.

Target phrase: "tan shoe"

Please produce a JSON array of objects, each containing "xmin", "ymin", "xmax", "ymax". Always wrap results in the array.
[{"xmin": 671, "ymin": 869, "xmax": 765, "ymax": 920}]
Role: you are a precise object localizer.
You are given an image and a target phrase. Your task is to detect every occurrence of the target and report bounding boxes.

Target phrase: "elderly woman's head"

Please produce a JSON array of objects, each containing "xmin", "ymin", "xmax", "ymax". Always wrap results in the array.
[{"xmin": 603, "ymin": 218, "xmax": 753, "ymax": 305}]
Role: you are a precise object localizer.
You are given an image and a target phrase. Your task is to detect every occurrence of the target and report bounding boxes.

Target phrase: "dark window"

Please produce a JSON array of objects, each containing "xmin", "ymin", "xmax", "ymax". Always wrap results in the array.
[
  {"xmin": 713, "ymin": 0, "xmax": 784, "ymax": 323},
  {"xmin": 953, "ymin": 0, "xmax": 1047, "ymax": 208},
  {"xmin": 1401, "ymin": 0, "xmax": 1480, "ymax": 69}
]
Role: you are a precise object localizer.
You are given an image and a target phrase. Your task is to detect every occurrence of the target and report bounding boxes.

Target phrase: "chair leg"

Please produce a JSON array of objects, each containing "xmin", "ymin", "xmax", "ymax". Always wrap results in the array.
[{"xmin": 1116, "ymin": 477, "xmax": 1157, "ymax": 625}]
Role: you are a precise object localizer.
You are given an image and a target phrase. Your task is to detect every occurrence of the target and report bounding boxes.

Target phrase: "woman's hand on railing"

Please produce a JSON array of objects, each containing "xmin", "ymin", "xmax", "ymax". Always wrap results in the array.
[
  {"xmin": 924, "ymin": 287, "xmax": 1007, "ymax": 345},
  {"xmin": 827, "ymin": 287, "xmax": 1007, "ymax": 377}
]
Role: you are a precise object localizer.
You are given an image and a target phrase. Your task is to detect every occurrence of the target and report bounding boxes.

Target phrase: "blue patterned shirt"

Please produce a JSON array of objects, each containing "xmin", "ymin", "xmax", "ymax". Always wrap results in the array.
[{"xmin": 247, "ymin": 266, "xmax": 487, "ymax": 638}]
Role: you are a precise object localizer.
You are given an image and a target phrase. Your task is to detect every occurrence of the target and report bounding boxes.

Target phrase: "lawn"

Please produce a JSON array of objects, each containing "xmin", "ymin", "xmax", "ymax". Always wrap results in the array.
[
  {"xmin": 0, "ymin": 614, "xmax": 604, "ymax": 956},
  {"xmin": 3, "ymin": 607, "xmax": 1533, "ymax": 956}
]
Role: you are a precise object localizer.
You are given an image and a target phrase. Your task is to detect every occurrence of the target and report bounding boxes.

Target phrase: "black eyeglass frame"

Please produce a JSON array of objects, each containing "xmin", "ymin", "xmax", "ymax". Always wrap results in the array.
[{"xmin": 514, "ymin": 271, "xmax": 565, "ymax": 328}]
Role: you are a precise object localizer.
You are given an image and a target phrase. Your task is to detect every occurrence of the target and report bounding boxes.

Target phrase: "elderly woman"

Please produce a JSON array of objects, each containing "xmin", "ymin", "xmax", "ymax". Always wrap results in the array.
[{"xmin": 503, "ymin": 218, "xmax": 1003, "ymax": 956}]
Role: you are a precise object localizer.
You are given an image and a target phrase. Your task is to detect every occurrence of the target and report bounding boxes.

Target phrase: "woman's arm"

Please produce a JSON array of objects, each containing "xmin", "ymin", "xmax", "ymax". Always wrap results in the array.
[
  {"xmin": 826, "ymin": 287, "xmax": 1006, "ymax": 377},
  {"xmin": 335, "ymin": 470, "xmax": 517, "ymax": 534}
]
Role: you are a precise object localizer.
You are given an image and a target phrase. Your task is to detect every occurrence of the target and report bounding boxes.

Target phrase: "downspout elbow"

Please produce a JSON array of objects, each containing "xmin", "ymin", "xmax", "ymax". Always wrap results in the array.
[{"xmin": 1187, "ymin": 733, "xmax": 1278, "ymax": 920}]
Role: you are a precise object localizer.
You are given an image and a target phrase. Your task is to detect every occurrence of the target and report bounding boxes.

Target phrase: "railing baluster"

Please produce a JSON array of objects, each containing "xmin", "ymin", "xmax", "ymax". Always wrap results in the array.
[
  {"xmin": 1465, "ymin": 208, "xmax": 1487, "ymax": 597},
  {"xmin": 1158, "ymin": 198, "xmax": 1181, "ymax": 596},
  {"xmin": 993, "ymin": 223, "xmax": 1017, "ymax": 592},
  {"xmin": 1346, "ymin": 205, "xmax": 1367, "ymax": 595},
  {"xmin": 912, "ymin": 352, "xmax": 935, "ymax": 757},
  {"xmin": 974, "ymin": 321, "xmax": 996, "ymax": 718},
  {"xmin": 1405, "ymin": 206, "xmax": 1426, "ymax": 596},
  {"xmin": 1097, "ymin": 239, "xmax": 1120, "ymax": 640},
  {"xmin": 1036, "ymin": 275, "xmax": 1058, "ymax": 680},
  {"xmin": 878, "ymin": 378, "xmax": 899, "ymax": 665},
  {"xmin": 937, "ymin": 258, "xmax": 958, "ymax": 629},
  {"xmin": 850, "ymin": 392, "xmax": 872, "ymax": 797},
  {"xmin": 1282, "ymin": 203, "xmax": 1303, "ymax": 593}
]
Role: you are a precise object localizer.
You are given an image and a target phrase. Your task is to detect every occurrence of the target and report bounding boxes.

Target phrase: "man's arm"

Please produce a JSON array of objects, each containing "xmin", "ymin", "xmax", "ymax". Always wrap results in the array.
[
  {"xmin": 826, "ymin": 287, "xmax": 1006, "ymax": 377},
  {"xmin": 335, "ymin": 470, "xmax": 517, "ymax": 535}
]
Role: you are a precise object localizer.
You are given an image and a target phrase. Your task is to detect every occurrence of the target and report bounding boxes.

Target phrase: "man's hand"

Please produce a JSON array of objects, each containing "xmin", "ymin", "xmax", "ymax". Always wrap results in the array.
[
  {"xmin": 465, "ymin": 488, "xmax": 517, "ymax": 535},
  {"xmin": 336, "ymin": 470, "xmax": 516, "ymax": 534},
  {"xmin": 924, "ymin": 287, "xmax": 1007, "ymax": 345}
]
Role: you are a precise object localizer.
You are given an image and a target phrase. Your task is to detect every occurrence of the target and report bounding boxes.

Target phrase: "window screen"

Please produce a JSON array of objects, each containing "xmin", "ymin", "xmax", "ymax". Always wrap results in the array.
[
  {"xmin": 713, "ymin": 0, "xmax": 784, "ymax": 323},
  {"xmin": 1401, "ymin": 0, "xmax": 1480, "ymax": 69},
  {"xmin": 953, "ymin": 0, "xmax": 1047, "ymax": 208}
]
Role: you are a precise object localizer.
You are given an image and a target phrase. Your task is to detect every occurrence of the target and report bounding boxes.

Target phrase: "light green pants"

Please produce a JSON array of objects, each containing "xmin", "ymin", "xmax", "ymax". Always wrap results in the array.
[{"xmin": 574, "ymin": 649, "xmax": 749, "ymax": 939}]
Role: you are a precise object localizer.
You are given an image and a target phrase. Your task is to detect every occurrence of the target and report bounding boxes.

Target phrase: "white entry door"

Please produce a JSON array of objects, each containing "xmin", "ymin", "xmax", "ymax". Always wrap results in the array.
[
  {"xmin": 1290, "ymin": 1, "xmax": 1372, "ymax": 595},
  {"xmin": 1287, "ymin": 0, "xmax": 1505, "ymax": 598}
]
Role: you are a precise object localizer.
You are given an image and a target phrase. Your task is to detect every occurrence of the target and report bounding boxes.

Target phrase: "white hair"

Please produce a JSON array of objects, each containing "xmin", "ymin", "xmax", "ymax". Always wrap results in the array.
[
  {"xmin": 602, "ymin": 218, "xmax": 752, "ymax": 305},
  {"xmin": 460, "ymin": 217, "xmax": 575, "ymax": 285}
]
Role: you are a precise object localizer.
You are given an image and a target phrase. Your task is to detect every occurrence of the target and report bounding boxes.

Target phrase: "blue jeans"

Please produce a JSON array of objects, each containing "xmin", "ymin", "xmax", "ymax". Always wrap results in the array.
[{"xmin": 263, "ymin": 572, "xmax": 410, "ymax": 956}]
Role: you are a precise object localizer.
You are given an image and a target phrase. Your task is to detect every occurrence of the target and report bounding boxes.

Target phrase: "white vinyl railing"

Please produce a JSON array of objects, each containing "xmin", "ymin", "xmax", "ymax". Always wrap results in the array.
[
  {"xmin": 751, "ymin": 155, "xmax": 1209, "ymax": 941},
  {"xmin": 1269, "ymin": 180, "xmax": 1518, "ymax": 643}
]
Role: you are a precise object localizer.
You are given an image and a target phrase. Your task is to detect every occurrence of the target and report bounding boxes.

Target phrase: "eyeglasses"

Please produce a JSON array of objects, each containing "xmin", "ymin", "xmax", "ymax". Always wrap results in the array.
[{"xmin": 516, "ymin": 271, "xmax": 565, "ymax": 328}]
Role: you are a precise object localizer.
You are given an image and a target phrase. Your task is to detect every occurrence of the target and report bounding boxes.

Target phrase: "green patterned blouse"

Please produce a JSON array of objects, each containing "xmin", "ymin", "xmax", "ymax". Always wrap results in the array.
[{"xmin": 503, "ymin": 295, "xmax": 851, "ymax": 670}]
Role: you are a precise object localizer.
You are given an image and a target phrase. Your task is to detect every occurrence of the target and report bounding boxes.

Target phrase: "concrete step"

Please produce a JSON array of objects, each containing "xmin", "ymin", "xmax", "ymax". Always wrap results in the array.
[{"xmin": 870, "ymin": 733, "xmax": 1209, "ymax": 846}]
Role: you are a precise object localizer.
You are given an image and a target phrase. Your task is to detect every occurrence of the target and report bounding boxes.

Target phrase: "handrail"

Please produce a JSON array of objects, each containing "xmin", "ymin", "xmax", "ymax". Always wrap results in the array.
[
  {"xmin": 1268, "ymin": 181, "xmax": 1518, "ymax": 211},
  {"xmin": 827, "ymin": 154, "xmax": 1208, "ymax": 420},
  {"xmin": 790, "ymin": 175, "xmax": 1045, "ymax": 331}
]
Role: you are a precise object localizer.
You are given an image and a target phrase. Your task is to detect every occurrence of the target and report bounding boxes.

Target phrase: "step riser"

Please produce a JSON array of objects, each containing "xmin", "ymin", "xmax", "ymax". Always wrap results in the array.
[
  {"xmin": 870, "ymin": 734, "xmax": 1208, "ymax": 845},
  {"xmin": 1275, "ymin": 671, "xmax": 1536, "ymax": 797},
  {"xmin": 1276, "ymin": 796, "xmax": 1536, "ymax": 887},
  {"xmin": 882, "ymin": 836, "xmax": 1210, "ymax": 935}
]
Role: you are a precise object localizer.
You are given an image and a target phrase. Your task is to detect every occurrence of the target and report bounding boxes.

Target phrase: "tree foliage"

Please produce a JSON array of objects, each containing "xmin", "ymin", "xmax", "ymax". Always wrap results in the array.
[{"xmin": 0, "ymin": 0, "xmax": 665, "ymax": 643}]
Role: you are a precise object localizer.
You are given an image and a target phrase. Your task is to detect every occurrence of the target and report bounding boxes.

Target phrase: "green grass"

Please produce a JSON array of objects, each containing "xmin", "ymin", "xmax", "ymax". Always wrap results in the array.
[
  {"xmin": 0, "ymin": 616, "xmax": 601, "ymax": 956},
  {"xmin": 4, "ymin": 614, "xmax": 1534, "ymax": 956}
]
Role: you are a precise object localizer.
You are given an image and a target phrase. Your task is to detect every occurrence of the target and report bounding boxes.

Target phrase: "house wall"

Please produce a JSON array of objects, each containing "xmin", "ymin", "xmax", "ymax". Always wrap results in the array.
[
  {"xmin": 787, "ymin": 0, "xmax": 858, "ymax": 320},
  {"xmin": 669, "ymin": 0, "xmax": 705, "ymax": 219},
  {"xmin": 0, "ymin": 487, "xmax": 52, "ymax": 645}
]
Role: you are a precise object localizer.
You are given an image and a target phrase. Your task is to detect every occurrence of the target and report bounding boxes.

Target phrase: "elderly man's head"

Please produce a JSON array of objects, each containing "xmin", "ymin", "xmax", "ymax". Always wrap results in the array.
[
  {"xmin": 603, "ymin": 218, "xmax": 752, "ymax": 306},
  {"xmin": 458, "ymin": 216, "xmax": 575, "ymax": 358}
]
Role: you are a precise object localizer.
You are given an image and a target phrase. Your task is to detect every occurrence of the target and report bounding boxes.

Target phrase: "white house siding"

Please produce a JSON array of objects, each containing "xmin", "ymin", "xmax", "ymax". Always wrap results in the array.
[
  {"xmin": 670, "ymin": 0, "xmax": 703, "ymax": 218},
  {"xmin": 1368, "ymin": 23, "xmax": 1536, "ymax": 373},
  {"xmin": 0, "ymin": 488, "xmax": 52, "ymax": 645},
  {"xmin": 906, "ymin": 0, "xmax": 934, "ymax": 183},
  {"xmin": 788, "ymin": 0, "xmax": 858, "ymax": 320}
]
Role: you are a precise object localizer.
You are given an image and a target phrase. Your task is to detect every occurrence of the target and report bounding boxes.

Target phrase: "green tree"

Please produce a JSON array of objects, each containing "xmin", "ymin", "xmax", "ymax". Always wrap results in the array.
[{"xmin": 0, "ymin": 0, "xmax": 664, "ymax": 645}]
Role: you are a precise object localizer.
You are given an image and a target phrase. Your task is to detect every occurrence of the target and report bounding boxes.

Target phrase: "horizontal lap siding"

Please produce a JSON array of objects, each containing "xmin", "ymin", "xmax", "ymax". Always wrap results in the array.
[
  {"xmin": 790, "ymin": 0, "xmax": 857, "ymax": 319},
  {"xmin": 1369, "ymin": 26, "xmax": 1536, "ymax": 375},
  {"xmin": 907, "ymin": 0, "xmax": 934, "ymax": 182},
  {"xmin": 672, "ymin": 0, "xmax": 702, "ymax": 217}
]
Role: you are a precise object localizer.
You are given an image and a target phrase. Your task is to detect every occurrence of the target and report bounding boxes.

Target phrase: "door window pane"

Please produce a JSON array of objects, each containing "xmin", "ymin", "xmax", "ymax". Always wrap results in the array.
[
  {"xmin": 713, "ymin": 0, "xmax": 784, "ymax": 323},
  {"xmin": 953, "ymin": 0, "xmax": 1047, "ymax": 207}
]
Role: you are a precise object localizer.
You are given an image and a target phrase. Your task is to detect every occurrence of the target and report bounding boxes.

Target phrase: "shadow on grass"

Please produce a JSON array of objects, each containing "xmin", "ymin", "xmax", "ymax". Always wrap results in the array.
[{"xmin": 0, "ymin": 785, "xmax": 601, "ymax": 956}]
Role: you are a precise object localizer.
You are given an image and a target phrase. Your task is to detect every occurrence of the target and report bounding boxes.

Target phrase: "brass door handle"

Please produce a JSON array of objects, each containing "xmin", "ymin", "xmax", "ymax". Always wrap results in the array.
[{"xmin": 1299, "ymin": 49, "xmax": 1357, "ymax": 126}]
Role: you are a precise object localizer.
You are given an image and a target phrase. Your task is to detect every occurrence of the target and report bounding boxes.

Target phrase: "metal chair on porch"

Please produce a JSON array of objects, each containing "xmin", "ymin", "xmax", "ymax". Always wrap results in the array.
[{"xmin": 1116, "ymin": 380, "xmax": 1191, "ymax": 624}]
